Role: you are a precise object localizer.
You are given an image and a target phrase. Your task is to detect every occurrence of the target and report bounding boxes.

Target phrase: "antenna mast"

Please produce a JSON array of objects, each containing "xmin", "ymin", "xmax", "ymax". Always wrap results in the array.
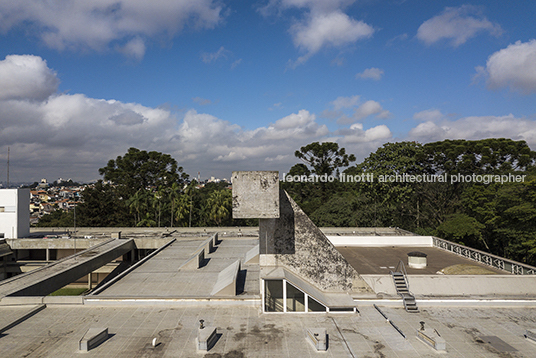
[{"xmin": 7, "ymin": 147, "xmax": 9, "ymax": 188}]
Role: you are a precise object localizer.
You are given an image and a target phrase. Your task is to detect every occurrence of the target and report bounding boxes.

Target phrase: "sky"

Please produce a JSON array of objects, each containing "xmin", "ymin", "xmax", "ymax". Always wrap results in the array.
[{"xmin": 0, "ymin": 0, "xmax": 535, "ymax": 184}]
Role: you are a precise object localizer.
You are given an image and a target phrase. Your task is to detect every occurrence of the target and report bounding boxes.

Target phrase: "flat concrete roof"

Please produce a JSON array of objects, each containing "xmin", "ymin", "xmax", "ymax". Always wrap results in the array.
[
  {"xmin": 336, "ymin": 246, "xmax": 507, "ymax": 275},
  {"xmin": 95, "ymin": 237, "xmax": 260, "ymax": 298},
  {"xmin": 1, "ymin": 304, "xmax": 536, "ymax": 357}
]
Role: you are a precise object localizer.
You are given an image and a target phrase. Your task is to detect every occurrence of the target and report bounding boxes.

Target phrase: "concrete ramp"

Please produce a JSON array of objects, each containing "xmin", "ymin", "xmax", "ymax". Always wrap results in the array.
[{"xmin": 0, "ymin": 239, "xmax": 134, "ymax": 298}]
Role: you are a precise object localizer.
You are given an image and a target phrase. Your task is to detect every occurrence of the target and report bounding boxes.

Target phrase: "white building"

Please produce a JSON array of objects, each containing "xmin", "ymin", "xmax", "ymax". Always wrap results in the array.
[{"xmin": 0, "ymin": 189, "xmax": 30, "ymax": 238}]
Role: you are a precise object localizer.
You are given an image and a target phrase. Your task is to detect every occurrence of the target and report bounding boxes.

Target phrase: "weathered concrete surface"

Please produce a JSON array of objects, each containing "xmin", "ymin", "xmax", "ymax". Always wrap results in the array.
[
  {"xmin": 265, "ymin": 191, "xmax": 373, "ymax": 294},
  {"xmin": 361, "ymin": 274, "xmax": 536, "ymax": 298},
  {"xmin": 3, "ymin": 305, "xmax": 536, "ymax": 357},
  {"xmin": 210, "ymin": 260, "xmax": 240, "ymax": 296},
  {"xmin": 232, "ymin": 171, "xmax": 279, "ymax": 219},
  {"xmin": 0, "ymin": 239, "xmax": 134, "ymax": 298}
]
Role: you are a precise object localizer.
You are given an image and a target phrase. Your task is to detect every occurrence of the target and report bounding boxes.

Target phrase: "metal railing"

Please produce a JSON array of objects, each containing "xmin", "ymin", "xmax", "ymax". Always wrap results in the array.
[{"xmin": 432, "ymin": 236, "xmax": 536, "ymax": 275}]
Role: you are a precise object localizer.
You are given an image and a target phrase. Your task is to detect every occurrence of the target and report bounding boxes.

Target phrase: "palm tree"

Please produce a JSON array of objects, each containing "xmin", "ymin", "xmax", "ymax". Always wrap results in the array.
[{"xmin": 206, "ymin": 189, "xmax": 232, "ymax": 226}]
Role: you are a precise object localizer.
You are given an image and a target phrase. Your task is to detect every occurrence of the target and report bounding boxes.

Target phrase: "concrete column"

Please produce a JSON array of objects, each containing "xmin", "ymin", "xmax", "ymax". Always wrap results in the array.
[
  {"xmin": 46, "ymin": 248, "xmax": 50, "ymax": 262},
  {"xmin": 88, "ymin": 273, "xmax": 92, "ymax": 289}
]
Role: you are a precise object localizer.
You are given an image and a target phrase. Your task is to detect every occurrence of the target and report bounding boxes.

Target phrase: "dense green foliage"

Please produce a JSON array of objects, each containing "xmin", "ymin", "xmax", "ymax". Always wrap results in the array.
[
  {"xmin": 37, "ymin": 139, "xmax": 536, "ymax": 267},
  {"xmin": 284, "ymin": 138, "xmax": 536, "ymax": 266}
]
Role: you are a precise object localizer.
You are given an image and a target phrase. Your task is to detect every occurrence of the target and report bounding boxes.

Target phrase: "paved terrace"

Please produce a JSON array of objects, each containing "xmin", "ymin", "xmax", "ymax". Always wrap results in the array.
[
  {"xmin": 337, "ymin": 246, "xmax": 506, "ymax": 275},
  {"xmin": 93, "ymin": 237, "xmax": 260, "ymax": 299},
  {"xmin": 1, "ymin": 304, "xmax": 536, "ymax": 357}
]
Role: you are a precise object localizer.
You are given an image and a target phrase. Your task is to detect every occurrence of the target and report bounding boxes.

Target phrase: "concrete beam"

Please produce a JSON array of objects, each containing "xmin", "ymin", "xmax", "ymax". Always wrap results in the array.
[{"xmin": 0, "ymin": 239, "xmax": 135, "ymax": 297}]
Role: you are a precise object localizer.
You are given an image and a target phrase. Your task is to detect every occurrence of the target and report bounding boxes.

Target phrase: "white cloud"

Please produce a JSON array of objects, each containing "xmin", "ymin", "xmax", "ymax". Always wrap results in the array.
[
  {"xmin": 413, "ymin": 109, "xmax": 444, "ymax": 122},
  {"xmin": 201, "ymin": 46, "xmax": 229, "ymax": 64},
  {"xmin": 0, "ymin": 55, "xmax": 352, "ymax": 181},
  {"xmin": 0, "ymin": 0, "xmax": 224, "ymax": 58},
  {"xmin": 117, "ymin": 37, "xmax": 146, "ymax": 60},
  {"xmin": 290, "ymin": 10, "xmax": 374, "ymax": 66},
  {"xmin": 0, "ymin": 55, "xmax": 59, "ymax": 101},
  {"xmin": 338, "ymin": 100, "xmax": 390, "ymax": 123},
  {"xmin": 336, "ymin": 123, "xmax": 392, "ymax": 144},
  {"xmin": 476, "ymin": 39, "xmax": 536, "ymax": 94},
  {"xmin": 355, "ymin": 67, "xmax": 384, "ymax": 80},
  {"xmin": 417, "ymin": 5, "xmax": 502, "ymax": 47},
  {"xmin": 408, "ymin": 114, "xmax": 536, "ymax": 147},
  {"xmin": 192, "ymin": 97, "xmax": 212, "ymax": 105},
  {"xmin": 330, "ymin": 95, "xmax": 360, "ymax": 110},
  {"xmin": 261, "ymin": 1, "xmax": 373, "ymax": 66}
]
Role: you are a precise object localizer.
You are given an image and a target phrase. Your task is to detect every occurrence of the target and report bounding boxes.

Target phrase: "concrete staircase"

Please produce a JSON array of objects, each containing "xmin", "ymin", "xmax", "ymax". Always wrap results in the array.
[{"xmin": 391, "ymin": 261, "xmax": 419, "ymax": 313}]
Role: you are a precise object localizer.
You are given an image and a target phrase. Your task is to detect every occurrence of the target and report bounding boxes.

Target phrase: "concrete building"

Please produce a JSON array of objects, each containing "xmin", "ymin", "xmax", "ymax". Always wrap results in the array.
[
  {"xmin": 0, "ymin": 189, "xmax": 30, "ymax": 239},
  {"xmin": 0, "ymin": 172, "xmax": 536, "ymax": 357}
]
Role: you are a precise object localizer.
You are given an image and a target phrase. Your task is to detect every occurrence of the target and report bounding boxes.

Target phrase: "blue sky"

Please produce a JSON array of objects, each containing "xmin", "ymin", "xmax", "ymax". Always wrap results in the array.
[{"xmin": 1, "ymin": 0, "xmax": 535, "ymax": 183}]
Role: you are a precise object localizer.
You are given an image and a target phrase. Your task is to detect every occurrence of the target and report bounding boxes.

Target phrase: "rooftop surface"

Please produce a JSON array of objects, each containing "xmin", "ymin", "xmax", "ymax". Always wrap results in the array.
[
  {"xmin": 336, "ymin": 246, "xmax": 507, "ymax": 275},
  {"xmin": 1, "ymin": 304, "xmax": 536, "ymax": 357},
  {"xmin": 95, "ymin": 237, "xmax": 260, "ymax": 298}
]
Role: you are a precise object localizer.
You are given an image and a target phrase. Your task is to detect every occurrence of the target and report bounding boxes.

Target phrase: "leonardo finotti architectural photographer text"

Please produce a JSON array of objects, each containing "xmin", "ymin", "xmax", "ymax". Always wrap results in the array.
[{"xmin": 281, "ymin": 173, "xmax": 526, "ymax": 184}]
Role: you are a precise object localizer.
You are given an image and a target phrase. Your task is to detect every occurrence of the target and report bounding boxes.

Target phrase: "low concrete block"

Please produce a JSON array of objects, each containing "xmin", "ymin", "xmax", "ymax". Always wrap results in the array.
[
  {"xmin": 79, "ymin": 327, "xmax": 108, "ymax": 352},
  {"xmin": 197, "ymin": 326, "xmax": 218, "ymax": 351},
  {"xmin": 306, "ymin": 328, "xmax": 327, "ymax": 351},
  {"xmin": 244, "ymin": 245, "xmax": 259, "ymax": 265},
  {"xmin": 417, "ymin": 328, "xmax": 446, "ymax": 351},
  {"xmin": 210, "ymin": 260, "xmax": 240, "ymax": 296}
]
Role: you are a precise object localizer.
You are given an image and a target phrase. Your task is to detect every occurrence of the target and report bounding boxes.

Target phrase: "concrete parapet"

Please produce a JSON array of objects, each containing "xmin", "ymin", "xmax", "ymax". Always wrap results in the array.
[
  {"xmin": 210, "ymin": 260, "xmax": 240, "ymax": 296},
  {"xmin": 42, "ymin": 296, "xmax": 84, "ymax": 305},
  {"xmin": 0, "ymin": 296, "xmax": 43, "ymax": 305},
  {"xmin": 306, "ymin": 328, "xmax": 327, "ymax": 351},
  {"xmin": 244, "ymin": 245, "xmax": 259, "ymax": 265},
  {"xmin": 197, "ymin": 326, "xmax": 218, "ymax": 351},
  {"xmin": 79, "ymin": 327, "xmax": 108, "ymax": 352},
  {"xmin": 178, "ymin": 246, "xmax": 206, "ymax": 270}
]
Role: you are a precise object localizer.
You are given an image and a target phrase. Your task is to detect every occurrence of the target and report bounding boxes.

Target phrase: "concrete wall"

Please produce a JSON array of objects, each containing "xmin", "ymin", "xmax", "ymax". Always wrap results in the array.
[
  {"xmin": 232, "ymin": 171, "xmax": 279, "ymax": 219},
  {"xmin": 326, "ymin": 235, "xmax": 433, "ymax": 247},
  {"xmin": 264, "ymin": 191, "xmax": 372, "ymax": 294},
  {"xmin": 361, "ymin": 274, "xmax": 536, "ymax": 298},
  {"xmin": 0, "ymin": 189, "xmax": 30, "ymax": 239}
]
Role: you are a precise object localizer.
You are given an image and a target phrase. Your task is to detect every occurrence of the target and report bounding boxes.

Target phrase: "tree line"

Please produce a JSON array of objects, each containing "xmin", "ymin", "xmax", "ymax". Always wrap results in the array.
[
  {"xmin": 283, "ymin": 139, "xmax": 536, "ymax": 266},
  {"xmin": 37, "ymin": 148, "xmax": 252, "ymax": 228},
  {"xmin": 38, "ymin": 139, "xmax": 536, "ymax": 267}
]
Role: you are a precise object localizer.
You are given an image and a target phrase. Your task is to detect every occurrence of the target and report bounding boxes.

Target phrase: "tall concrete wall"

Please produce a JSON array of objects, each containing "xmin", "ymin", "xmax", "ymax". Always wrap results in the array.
[{"xmin": 262, "ymin": 191, "xmax": 372, "ymax": 294}]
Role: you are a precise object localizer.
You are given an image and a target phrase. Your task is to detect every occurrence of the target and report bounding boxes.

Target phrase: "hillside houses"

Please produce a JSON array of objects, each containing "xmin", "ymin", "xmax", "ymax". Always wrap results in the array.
[{"xmin": 28, "ymin": 183, "xmax": 85, "ymax": 223}]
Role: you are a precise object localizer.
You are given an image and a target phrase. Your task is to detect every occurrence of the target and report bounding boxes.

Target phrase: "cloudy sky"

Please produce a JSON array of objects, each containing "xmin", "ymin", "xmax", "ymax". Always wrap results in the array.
[{"xmin": 0, "ymin": 1, "xmax": 535, "ymax": 183}]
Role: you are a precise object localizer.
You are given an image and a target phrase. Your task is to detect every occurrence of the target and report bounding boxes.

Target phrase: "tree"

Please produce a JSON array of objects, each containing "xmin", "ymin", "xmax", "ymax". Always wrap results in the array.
[
  {"xmin": 76, "ymin": 181, "xmax": 131, "ymax": 227},
  {"xmin": 206, "ymin": 189, "xmax": 232, "ymax": 226},
  {"xmin": 99, "ymin": 147, "xmax": 188, "ymax": 198},
  {"xmin": 295, "ymin": 142, "xmax": 356, "ymax": 176}
]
